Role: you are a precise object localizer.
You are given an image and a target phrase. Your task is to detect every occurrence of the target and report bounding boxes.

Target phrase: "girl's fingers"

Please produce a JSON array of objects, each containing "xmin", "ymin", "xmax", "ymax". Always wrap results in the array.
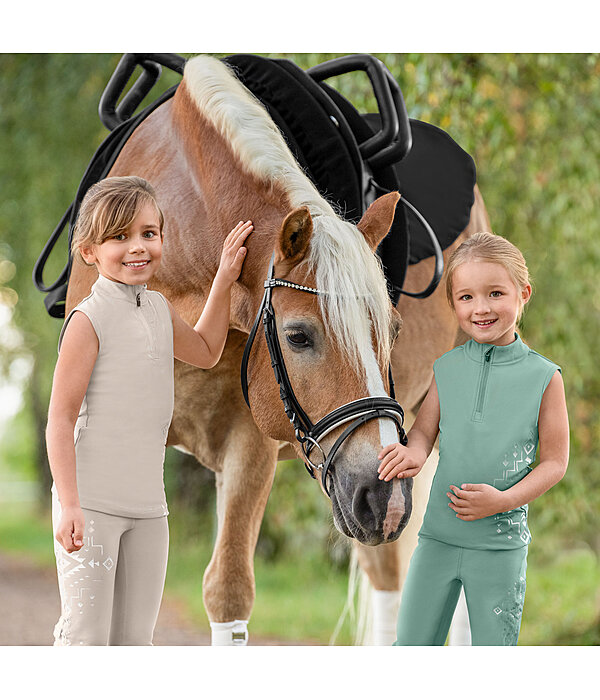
[
  {"xmin": 225, "ymin": 221, "xmax": 247, "ymax": 244},
  {"xmin": 379, "ymin": 457, "xmax": 402, "ymax": 479},
  {"xmin": 448, "ymin": 502, "xmax": 471, "ymax": 514},
  {"xmin": 232, "ymin": 248, "xmax": 247, "ymax": 269},
  {"xmin": 377, "ymin": 456, "xmax": 395, "ymax": 474},
  {"xmin": 73, "ymin": 522, "xmax": 84, "ymax": 548},
  {"xmin": 231, "ymin": 220, "xmax": 253, "ymax": 239},
  {"xmin": 226, "ymin": 223, "xmax": 242, "ymax": 241},
  {"xmin": 377, "ymin": 444, "xmax": 396, "ymax": 460},
  {"xmin": 223, "ymin": 223, "xmax": 253, "ymax": 259},
  {"xmin": 236, "ymin": 223, "xmax": 253, "ymax": 242},
  {"xmin": 398, "ymin": 467, "xmax": 420, "ymax": 478},
  {"xmin": 379, "ymin": 452, "xmax": 404, "ymax": 472},
  {"xmin": 377, "ymin": 449, "xmax": 399, "ymax": 469},
  {"xmin": 382, "ymin": 465, "xmax": 403, "ymax": 481}
]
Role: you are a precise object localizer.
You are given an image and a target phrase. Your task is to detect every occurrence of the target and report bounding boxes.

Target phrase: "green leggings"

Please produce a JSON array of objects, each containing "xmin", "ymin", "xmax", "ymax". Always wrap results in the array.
[{"xmin": 394, "ymin": 536, "xmax": 528, "ymax": 646}]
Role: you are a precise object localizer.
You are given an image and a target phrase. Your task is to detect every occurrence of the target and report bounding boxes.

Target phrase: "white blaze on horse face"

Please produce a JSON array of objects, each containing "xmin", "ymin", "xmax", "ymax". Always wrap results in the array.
[
  {"xmin": 361, "ymin": 337, "xmax": 407, "ymax": 539},
  {"xmin": 383, "ymin": 480, "xmax": 406, "ymax": 540},
  {"xmin": 359, "ymin": 337, "xmax": 398, "ymax": 449}
]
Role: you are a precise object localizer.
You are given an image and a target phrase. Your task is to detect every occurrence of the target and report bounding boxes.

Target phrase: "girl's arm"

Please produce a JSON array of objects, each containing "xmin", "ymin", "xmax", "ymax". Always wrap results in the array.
[
  {"xmin": 378, "ymin": 376, "xmax": 441, "ymax": 480},
  {"xmin": 170, "ymin": 221, "xmax": 252, "ymax": 369},
  {"xmin": 449, "ymin": 370, "xmax": 569, "ymax": 519},
  {"xmin": 46, "ymin": 311, "xmax": 98, "ymax": 552}
]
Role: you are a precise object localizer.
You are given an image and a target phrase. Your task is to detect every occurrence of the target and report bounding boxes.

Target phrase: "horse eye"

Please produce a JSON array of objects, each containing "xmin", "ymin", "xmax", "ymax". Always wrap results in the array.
[{"xmin": 286, "ymin": 330, "xmax": 311, "ymax": 348}]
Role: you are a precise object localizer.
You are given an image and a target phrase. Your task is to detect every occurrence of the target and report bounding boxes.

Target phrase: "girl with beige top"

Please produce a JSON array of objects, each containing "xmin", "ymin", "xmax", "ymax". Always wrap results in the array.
[{"xmin": 46, "ymin": 176, "xmax": 252, "ymax": 645}]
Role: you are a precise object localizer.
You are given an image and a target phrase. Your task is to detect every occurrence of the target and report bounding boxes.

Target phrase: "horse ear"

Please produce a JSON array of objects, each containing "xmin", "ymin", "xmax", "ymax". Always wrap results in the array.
[
  {"xmin": 277, "ymin": 206, "xmax": 313, "ymax": 264},
  {"xmin": 356, "ymin": 192, "xmax": 401, "ymax": 251}
]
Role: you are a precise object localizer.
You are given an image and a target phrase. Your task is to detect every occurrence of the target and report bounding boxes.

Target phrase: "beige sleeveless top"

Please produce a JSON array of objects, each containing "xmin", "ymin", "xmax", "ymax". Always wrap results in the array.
[{"xmin": 55, "ymin": 274, "xmax": 174, "ymax": 518}]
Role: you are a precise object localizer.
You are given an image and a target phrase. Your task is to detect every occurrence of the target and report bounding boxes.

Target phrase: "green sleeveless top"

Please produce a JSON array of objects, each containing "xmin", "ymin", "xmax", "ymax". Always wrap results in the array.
[{"xmin": 419, "ymin": 333, "xmax": 560, "ymax": 550}]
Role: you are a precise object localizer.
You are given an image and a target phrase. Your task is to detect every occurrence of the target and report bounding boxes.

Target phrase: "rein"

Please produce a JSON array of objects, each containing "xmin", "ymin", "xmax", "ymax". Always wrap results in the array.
[{"xmin": 241, "ymin": 253, "xmax": 407, "ymax": 497}]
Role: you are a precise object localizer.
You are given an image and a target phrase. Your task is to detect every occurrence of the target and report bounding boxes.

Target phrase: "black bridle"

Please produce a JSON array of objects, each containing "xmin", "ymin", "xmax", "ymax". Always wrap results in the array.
[{"xmin": 241, "ymin": 253, "xmax": 408, "ymax": 497}]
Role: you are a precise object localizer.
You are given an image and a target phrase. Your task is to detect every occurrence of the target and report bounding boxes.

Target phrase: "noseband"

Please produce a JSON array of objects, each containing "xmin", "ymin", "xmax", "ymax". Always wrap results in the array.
[{"xmin": 241, "ymin": 252, "xmax": 408, "ymax": 497}]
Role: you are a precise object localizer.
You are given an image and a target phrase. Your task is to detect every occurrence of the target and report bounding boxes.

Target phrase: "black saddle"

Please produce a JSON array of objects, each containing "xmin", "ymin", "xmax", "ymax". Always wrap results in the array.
[{"xmin": 34, "ymin": 53, "xmax": 476, "ymax": 317}]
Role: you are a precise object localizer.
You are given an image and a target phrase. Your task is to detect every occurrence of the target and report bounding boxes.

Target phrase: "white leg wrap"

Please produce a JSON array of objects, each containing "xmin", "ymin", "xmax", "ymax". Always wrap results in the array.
[
  {"xmin": 448, "ymin": 589, "xmax": 472, "ymax": 645},
  {"xmin": 371, "ymin": 589, "xmax": 401, "ymax": 646},
  {"xmin": 210, "ymin": 620, "xmax": 249, "ymax": 646}
]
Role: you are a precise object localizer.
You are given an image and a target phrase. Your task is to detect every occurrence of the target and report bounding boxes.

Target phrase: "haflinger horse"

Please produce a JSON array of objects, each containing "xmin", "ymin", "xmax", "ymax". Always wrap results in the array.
[{"xmin": 66, "ymin": 55, "xmax": 491, "ymax": 645}]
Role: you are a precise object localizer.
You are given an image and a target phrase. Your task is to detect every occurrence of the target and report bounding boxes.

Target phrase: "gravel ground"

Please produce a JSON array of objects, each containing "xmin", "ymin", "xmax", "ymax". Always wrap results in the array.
[{"xmin": 0, "ymin": 551, "xmax": 303, "ymax": 646}]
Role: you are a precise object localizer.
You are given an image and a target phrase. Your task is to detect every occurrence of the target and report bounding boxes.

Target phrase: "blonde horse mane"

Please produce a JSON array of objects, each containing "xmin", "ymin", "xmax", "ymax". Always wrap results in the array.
[{"xmin": 183, "ymin": 55, "xmax": 392, "ymax": 379}]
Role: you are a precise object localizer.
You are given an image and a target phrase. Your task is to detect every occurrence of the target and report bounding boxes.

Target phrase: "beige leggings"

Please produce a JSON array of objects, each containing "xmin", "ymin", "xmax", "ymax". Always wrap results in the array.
[{"xmin": 52, "ymin": 493, "xmax": 169, "ymax": 646}]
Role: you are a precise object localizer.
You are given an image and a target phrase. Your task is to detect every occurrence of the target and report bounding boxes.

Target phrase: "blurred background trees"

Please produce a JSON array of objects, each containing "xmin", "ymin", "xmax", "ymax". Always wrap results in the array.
[{"xmin": 1, "ymin": 53, "xmax": 598, "ymax": 642}]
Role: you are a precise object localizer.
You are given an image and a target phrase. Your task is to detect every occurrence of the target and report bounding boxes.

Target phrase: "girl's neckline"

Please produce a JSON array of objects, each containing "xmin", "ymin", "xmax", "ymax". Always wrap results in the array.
[
  {"xmin": 93, "ymin": 274, "xmax": 148, "ymax": 305},
  {"xmin": 464, "ymin": 332, "xmax": 529, "ymax": 364}
]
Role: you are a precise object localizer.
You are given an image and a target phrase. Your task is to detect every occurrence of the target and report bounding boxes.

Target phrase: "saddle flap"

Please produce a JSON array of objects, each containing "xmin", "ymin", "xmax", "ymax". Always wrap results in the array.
[{"xmin": 365, "ymin": 115, "xmax": 476, "ymax": 264}]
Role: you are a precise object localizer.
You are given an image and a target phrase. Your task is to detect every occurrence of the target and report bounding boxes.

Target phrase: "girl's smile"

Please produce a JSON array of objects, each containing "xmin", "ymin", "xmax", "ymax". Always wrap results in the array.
[{"xmin": 123, "ymin": 260, "xmax": 150, "ymax": 268}]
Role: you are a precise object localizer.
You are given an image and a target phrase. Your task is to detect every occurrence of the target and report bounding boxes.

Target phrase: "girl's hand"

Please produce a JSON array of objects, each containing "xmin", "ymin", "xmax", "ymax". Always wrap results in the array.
[
  {"xmin": 55, "ymin": 506, "xmax": 85, "ymax": 553},
  {"xmin": 214, "ymin": 220, "xmax": 253, "ymax": 287},
  {"xmin": 447, "ymin": 483, "xmax": 508, "ymax": 520},
  {"xmin": 377, "ymin": 443, "xmax": 425, "ymax": 481}
]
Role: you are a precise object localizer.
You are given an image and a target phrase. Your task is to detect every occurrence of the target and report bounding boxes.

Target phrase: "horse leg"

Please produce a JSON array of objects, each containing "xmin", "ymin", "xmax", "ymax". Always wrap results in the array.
[{"xmin": 202, "ymin": 429, "xmax": 279, "ymax": 645}]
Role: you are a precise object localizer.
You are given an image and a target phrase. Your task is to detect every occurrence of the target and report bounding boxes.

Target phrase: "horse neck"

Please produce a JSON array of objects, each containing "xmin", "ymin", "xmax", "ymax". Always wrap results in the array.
[{"xmin": 165, "ymin": 85, "xmax": 293, "ymax": 331}]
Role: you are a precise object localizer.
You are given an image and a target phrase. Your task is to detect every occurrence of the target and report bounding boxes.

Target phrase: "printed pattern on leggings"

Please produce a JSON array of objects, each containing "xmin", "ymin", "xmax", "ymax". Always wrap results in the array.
[
  {"xmin": 54, "ymin": 517, "xmax": 111, "ymax": 646},
  {"xmin": 492, "ymin": 572, "xmax": 527, "ymax": 646},
  {"xmin": 493, "ymin": 441, "xmax": 533, "ymax": 545}
]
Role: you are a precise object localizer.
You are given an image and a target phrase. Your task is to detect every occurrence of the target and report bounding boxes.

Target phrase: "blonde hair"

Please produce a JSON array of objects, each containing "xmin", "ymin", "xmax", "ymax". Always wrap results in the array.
[
  {"xmin": 71, "ymin": 176, "xmax": 164, "ymax": 262},
  {"xmin": 445, "ymin": 232, "xmax": 532, "ymax": 321}
]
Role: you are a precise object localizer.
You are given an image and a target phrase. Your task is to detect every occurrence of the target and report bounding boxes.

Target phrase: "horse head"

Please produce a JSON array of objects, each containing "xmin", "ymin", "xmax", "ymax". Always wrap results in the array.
[{"xmin": 245, "ymin": 191, "xmax": 412, "ymax": 545}]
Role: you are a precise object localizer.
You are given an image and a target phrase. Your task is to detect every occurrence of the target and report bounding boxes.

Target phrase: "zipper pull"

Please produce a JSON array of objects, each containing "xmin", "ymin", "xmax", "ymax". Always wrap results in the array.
[
  {"xmin": 136, "ymin": 292, "xmax": 141, "ymax": 307},
  {"xmin": 485, "ymin": 347, "xmax": 494, "ymax": 361}
]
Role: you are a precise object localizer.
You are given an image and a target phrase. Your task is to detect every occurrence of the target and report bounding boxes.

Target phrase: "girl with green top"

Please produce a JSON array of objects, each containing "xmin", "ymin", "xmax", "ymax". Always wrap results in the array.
[{"xmin": 378, "ymin": 232, "xmax": 569, "ymax": 646}]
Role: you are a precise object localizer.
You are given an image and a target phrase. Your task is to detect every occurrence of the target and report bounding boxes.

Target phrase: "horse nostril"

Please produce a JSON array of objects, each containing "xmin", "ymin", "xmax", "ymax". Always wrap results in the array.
[{"xmin": 351, "ymin": 481, "xmax": 384, "ymax": 531}]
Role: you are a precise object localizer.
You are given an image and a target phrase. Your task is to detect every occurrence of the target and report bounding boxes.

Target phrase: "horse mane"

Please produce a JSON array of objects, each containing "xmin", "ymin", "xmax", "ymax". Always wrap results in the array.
[{"xmin": 183, "ymin": 55, "xmax": 392, "ymax": 379}]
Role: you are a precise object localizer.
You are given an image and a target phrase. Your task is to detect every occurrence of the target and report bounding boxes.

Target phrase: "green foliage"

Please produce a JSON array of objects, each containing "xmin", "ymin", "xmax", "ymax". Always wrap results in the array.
[{"xmin": 0, "ymin": 404, "xmax": 38, "ymax": 481}]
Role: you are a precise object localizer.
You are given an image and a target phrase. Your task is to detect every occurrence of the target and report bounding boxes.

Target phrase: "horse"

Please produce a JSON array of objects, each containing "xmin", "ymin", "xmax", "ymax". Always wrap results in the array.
[{"xmin": 65, "ymin": 55, "xmax": 491, "ymax": 645}]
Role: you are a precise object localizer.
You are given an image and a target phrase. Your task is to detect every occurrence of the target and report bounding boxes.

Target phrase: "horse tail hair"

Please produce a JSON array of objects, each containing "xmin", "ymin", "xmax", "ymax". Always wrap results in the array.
[{"xmin": 329, "ymin": 547, "xmax": 373, "ymax": 646}]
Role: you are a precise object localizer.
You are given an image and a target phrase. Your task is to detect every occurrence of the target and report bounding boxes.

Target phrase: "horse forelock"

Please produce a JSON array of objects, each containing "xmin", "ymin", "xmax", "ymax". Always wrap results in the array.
[
  {"xmin": 183, "ymin": 55, "xmax": 392, "ymax": 384},
  {"xmin": 307, "ymin": 216, "xmax": 392, "ymax": 384}
]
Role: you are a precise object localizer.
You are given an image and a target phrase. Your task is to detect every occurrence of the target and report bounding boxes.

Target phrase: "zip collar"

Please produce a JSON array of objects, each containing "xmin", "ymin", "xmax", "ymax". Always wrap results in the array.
[
  {"xmin": 464, "ymin": 332, "xmax": 529, "ymax": 365},
  {"xmin": 93, "ymin": 274, "xmax": 148, "ymax": 306}
]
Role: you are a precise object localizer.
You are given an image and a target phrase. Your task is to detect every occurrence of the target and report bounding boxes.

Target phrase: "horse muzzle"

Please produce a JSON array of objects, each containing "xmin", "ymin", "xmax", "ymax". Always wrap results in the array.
[{"xmin": 329, "ymin": 461, "xmax": 413, "ymax": 545}]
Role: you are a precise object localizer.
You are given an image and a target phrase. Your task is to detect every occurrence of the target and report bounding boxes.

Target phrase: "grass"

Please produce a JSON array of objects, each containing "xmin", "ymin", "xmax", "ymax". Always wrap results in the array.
[
  {"xmin": 0, "ymin": 502, "xmax": 597, "ymax": 645},
  {"xmin": 519, "ymin": 547, "xmax": 600, "ymax": 645}
]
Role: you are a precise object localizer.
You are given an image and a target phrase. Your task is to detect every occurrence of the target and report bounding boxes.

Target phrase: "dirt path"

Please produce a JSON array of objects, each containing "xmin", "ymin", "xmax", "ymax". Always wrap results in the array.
[{"xmin": 0, "ymin": 551, "xmax": 303, "ymax": 646}]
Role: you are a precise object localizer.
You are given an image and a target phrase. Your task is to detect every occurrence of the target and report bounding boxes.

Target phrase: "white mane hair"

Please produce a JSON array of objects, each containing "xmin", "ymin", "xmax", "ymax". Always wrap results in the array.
[{"xmin": 183, "ymin": 55, "xmax": 392, "ymax": 377}]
